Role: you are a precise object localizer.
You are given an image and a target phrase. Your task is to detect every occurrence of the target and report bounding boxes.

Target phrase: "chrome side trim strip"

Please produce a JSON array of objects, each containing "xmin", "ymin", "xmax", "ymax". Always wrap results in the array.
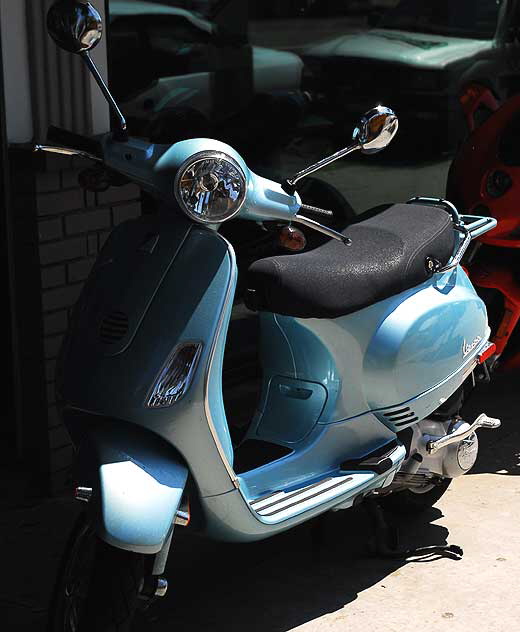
[{"xmin": 203, "ymin": 233, "xmax": 240, "ymax": 489}]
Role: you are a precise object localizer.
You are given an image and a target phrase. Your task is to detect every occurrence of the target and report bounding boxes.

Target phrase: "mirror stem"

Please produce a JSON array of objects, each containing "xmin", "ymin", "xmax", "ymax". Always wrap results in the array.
[
  {"xmin": 282, "ymin": 142, "xmax": 361, "ymax": 194},
  {"xmin": 81, "ymin": 51, "xmax": 128, "ymax": 142}
]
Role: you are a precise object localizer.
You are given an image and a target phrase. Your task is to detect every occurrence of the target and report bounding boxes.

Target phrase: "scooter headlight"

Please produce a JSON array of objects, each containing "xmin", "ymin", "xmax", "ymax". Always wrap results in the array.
[{"xmin": 174, "ymin": 151, "xmax": 247, "ymax": 224}]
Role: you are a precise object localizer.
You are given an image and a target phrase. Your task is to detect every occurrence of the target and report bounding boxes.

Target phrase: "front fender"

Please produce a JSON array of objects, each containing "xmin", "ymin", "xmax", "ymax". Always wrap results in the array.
[{"xmin": 69, "ymin": 412, "xmax": 188, "ymax": 554}]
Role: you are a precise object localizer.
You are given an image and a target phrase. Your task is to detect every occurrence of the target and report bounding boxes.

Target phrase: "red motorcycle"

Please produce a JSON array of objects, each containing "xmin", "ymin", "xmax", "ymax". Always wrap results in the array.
[{"xmin": 447, "ymin": 84, "xmax": 520, "ymax": 371}]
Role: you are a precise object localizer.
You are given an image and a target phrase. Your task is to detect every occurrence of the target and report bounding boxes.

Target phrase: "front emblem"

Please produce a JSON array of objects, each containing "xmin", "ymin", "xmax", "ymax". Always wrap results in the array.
[{"xmin": 462, "ymin": 336, "xmax": 482, "ymax": 358}]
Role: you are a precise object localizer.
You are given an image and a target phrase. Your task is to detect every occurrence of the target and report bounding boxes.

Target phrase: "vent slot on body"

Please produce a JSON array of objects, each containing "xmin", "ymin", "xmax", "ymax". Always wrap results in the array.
[
  {"xmin": 99, "ymin": 311, "xmax": 129, "ymax": 344},
  {"xmin": 383, "ymin": 407, "xmax": 418, "ymax": 427}
]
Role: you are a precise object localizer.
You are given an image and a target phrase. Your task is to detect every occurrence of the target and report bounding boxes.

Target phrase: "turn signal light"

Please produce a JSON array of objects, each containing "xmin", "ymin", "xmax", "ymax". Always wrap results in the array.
[{"xmin": 146, "ymin": 342, "xmax": 203, "ymax": 408}]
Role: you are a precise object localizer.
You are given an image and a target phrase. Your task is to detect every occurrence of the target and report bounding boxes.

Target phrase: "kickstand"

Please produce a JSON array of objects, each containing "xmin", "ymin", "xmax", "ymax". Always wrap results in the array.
[{"xmin": 364, "ymin": 499, "xmax": 464, "ymax": 560}]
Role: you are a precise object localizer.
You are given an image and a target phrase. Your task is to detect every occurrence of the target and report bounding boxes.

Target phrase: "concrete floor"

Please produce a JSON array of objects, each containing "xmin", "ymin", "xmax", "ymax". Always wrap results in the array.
[{"xmin": 136, "ymin": 371, "xmax": 520, "ymax": 632}]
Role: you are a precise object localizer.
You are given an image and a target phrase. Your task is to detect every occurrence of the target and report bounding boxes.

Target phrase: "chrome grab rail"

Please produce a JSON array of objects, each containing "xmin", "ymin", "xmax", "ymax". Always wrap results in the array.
[
  {"xmin": 407, "ymin": 197, "xmax": 497, "ymax": 273},
  {"xmin": 407, "ymin": 196, "xmax": 461, "ymax": 223},
  {"xmin": 438, "ymin": 225, "xmax": 471, "ymax": 273},
  {"xmin": 460, "ymin": 215, "xmax": 498, "ymax": 240}
]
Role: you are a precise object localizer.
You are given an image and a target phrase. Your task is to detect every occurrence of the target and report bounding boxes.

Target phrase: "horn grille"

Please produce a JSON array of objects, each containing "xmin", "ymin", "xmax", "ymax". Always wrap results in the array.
[{"xmin": 99, "ymin": 311, "xmax": 129, "ymax": 344}]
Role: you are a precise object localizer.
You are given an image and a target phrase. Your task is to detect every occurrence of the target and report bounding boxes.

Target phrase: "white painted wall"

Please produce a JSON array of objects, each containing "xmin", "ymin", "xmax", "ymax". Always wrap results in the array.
[
  {"xmin": 0, "ymin": 0, "xmax": 33, "ymax": 142},
  {"xmin": 0, "ymin": 0, "xmax": 110, "ymax": 143}
]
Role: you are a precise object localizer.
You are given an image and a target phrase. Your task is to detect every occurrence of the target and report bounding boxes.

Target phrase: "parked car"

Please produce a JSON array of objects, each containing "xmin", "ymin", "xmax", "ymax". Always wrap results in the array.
[
  {"xmin": 302, "ymin": 1, "xmax": 374, "ymax": 17},
  {"xmin": 302, "ymin": 0, "xmax": 520, "ymax": 151},
  {"xmin": 109, "ymin": 1, "xmax": 304, "ymax": 140}
]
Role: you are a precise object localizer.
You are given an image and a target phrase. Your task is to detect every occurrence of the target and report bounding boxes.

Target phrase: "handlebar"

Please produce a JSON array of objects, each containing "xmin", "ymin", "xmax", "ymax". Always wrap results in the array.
[{"xmin": 47, "ymin": 125, "xmax": 103, "ymax": 158}]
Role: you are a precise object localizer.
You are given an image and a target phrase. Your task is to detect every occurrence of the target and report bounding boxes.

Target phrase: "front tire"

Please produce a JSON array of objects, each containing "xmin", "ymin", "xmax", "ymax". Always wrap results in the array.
[
  {"xmin": 380, "ymin": 478, "xmax": 452, "ymax": 515},
  {"xmin": 51, "ymin": 517, "xmax": 145, "ymax": 632}
]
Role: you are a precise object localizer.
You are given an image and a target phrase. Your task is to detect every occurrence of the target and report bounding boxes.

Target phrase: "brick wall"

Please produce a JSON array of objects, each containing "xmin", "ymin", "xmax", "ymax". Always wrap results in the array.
[{"xmin": 36, "ymin": 153, "xmax": 142, "ymax": 493}]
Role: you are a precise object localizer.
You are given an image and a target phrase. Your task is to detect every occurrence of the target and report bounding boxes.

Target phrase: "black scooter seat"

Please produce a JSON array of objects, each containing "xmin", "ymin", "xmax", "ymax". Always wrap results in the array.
[{"xmin": 245, "ymin": 203, "xmax": 454, "ymax": 319}]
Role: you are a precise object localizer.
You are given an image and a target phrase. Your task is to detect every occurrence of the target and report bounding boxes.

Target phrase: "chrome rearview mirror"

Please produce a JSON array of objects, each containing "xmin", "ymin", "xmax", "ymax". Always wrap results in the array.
[
  {"xmin": 47, "ymin": 1, "xmax": 128, "ymax": 141},
  {"xmin": 47, "ymin": 1, "xmax": 103, "ymax": 54},
  {"xmin": 283, "ymin": 105, "xmax": 398, "ymax": 194},
  {"xmin": 353, "ymin": 106, "xmax": 399, "ymax": 154}
]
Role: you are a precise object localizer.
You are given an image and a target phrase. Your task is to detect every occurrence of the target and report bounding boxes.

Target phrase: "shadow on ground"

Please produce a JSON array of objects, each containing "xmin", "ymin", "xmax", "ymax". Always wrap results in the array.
[{"xmin": 136, "ymin": 504, "xmax": 453, "ymax": 632}]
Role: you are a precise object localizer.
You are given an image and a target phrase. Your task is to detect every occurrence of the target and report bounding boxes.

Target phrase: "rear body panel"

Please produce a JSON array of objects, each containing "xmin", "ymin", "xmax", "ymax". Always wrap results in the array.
[{"xmin": 255, "ymin": 266, "xmax": 487, "ymax": 426}]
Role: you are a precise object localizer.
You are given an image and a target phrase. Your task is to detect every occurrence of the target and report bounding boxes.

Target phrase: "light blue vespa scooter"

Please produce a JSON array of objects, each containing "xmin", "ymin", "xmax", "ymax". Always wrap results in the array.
[{"xmin": 41, "ymin": 3, "xmax": 502, "ymax": 631}]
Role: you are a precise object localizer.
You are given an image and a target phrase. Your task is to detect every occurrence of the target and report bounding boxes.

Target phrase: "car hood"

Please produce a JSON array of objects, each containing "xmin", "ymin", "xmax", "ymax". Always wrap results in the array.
[
  {"xmin": 253, "ymin": 46, "xmax": 303, "ymax": 68},
  {"xmin": 305, "ymin": 29, "xmax": 494, "ymax": 69},
  {"xmin": 110, "ymin": 1, "xmax": 212, "ymax": 33}
]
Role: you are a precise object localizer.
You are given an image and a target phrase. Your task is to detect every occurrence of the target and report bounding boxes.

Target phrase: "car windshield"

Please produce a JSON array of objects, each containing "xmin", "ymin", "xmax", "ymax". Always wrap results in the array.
[{"xmin": 379, "ymin": 0, "xmax": 503, "ymax": 40}]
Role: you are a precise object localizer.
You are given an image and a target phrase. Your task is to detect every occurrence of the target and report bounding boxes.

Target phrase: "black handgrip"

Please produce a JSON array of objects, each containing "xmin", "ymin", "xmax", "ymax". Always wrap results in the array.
[{"xmin": 47, "ymin": 125, "xmax": 103, "ymax": 158}]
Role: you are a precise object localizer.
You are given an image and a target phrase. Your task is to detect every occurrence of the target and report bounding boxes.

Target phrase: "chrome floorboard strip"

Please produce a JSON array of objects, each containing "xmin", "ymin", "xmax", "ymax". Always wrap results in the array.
[{"xmin": 250, "ymin": 473, "xmax": 375, "ymax": 523}]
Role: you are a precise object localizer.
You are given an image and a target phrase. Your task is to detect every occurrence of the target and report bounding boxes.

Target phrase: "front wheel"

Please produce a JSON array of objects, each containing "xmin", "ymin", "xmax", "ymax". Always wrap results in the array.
[
  {"xmin": 51, "ymin": 517, "xmax": 145, "ymax": 632},
  {"xmin": 380, "ymin": 478, "xmax": 452, "ymax": 515}
]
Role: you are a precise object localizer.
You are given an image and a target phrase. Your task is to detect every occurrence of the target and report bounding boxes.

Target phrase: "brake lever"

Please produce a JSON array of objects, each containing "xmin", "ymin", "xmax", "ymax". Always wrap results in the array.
[
  {"xmin": 294, "ymin": 205, "xmax": 352, "ymax": 246},
  {"xmin": 34, "ymin": 144, "xmax": 103, "ymax": 163}
]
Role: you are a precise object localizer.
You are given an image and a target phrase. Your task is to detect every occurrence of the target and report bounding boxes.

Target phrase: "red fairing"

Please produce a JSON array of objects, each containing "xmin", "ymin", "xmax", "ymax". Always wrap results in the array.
[
  {"xmin": 459, "ymin": 83, "xmax": 500, "ymax": 133},
  {"xmin": 448, "ymin": 93, "xmax": 520, "ymax": 248},
  {"xmin": 449, "ymin": 87, "xmax": 520, "ymax": 370}
]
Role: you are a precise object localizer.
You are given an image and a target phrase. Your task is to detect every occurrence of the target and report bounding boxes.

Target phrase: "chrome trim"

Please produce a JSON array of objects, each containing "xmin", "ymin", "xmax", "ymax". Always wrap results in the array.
[
  {"xmin": 294, "ymin": 211, "xmax": 352, "ymax": 245},
  {"xmin": 81, "ymin": 51, "xmax": 128, "ymax": 139},
  {"xmin": 34, "ymin": 144, "xmax": 102, "ymax": 163},
  {"xmin": 460, "ymin": 215, "xmax": 498, "ymax": 240},
  {"xmin": 258, "ymin": 478, "xmax": 354, "ymax": 517},
  {"xmin": 174, "ymin": 151, "xmax": 247, "ymax": 225},
  {"xmin": 438, "ymin": 224, "xmax": 471, "ymax": 273},
  {"xmin": 426, "ymin": 413, "xmax": 501, "ymax": 455},
  {"xmin": 353, "ymin": 105, "xmax": 399, "ymax": 154},
  {"xmin": 286, "ymin": 142, "xmax": 361, "ymax": 188},
  {"xmin": 74, "ymin": 486, "xmax": 93, "ymax": 503},
  {"xmin": 250, "ymin": 443, "xmax": 406, "ymax": 521},
  {"xmin": 251, "ymin": 477, "xmax": 335, "ymax": 511},
  {"xmin": 406, "ymin": 197, "xmax": 471, "ymax": 273},
  {"xmin": 203, "ymin": 234, "xmax": 240, "ymax": 489},
  {"xmin": 285, "ymin": 105, "xmax": 397, "ymax": 188},
  {"xmin": 250, "ymin": 475, "xmax": 355, "ymax": 516},
  {"xmin": 174, "ymin": 510, "xmax": 190, "ymax": 527},
  {"xmin": 407, "ymin": 196, "xmax": 461, "ymax": 224},
  {"xmin": 154, "ymin": 578, "xmax": 168, "ymax": 598}
]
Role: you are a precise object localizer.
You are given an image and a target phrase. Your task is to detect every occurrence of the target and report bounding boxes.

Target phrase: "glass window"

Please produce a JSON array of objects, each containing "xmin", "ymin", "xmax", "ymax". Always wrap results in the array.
[
  {"xmin": 380, "ymin": 0, "xmax": 503, "ymax": 39},
  {"xmin": 107, "ymin": 0, "xmax": 516, "ymax": 213}
]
